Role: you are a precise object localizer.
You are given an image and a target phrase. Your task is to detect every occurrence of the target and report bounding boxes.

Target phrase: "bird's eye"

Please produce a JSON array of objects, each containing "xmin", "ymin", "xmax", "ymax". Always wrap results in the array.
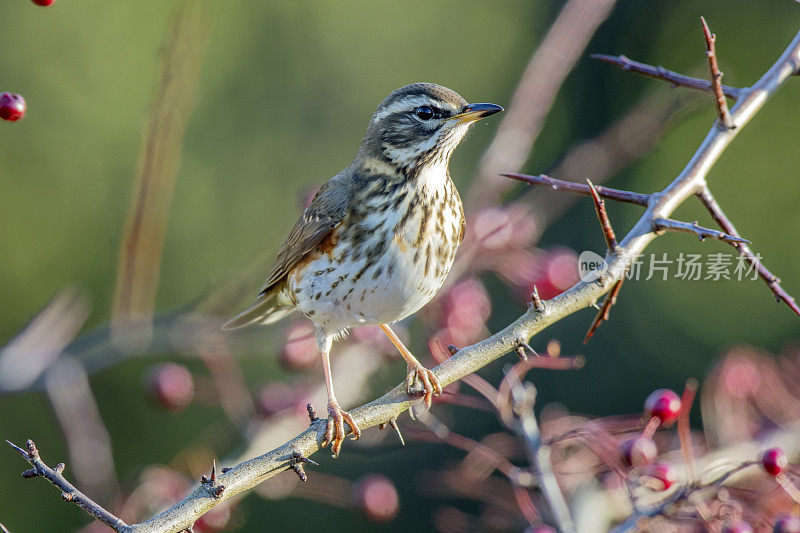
[{"xmin": 415, "ymin": 106, "xmax": 435, "ymax": 121}]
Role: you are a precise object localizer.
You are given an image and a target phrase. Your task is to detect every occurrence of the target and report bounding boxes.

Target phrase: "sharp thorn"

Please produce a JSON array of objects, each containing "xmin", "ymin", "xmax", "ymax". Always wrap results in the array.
[
  {"xmin": 6, "ymin": 440, "xmax": 28, "ymax": 458},
  {"xmin": 389, "ymin": 418, "xmax": 405, "ymax": 446}
]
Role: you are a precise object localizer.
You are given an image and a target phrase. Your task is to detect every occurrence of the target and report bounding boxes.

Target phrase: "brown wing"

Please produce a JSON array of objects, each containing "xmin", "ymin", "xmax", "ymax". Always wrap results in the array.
[{"xmin": 259, "ymin": 179, "xmax": 350, "ymax": 294}]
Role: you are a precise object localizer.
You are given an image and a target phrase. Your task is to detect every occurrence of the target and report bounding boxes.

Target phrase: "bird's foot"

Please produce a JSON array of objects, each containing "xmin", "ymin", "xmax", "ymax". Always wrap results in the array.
[
  {"xmin": 321, "ymin": 400, "xmax": 360, "ymax": 458},
  {"xmin": 405, "ymin": 362, "xmax": 442, "ymax": 408}
]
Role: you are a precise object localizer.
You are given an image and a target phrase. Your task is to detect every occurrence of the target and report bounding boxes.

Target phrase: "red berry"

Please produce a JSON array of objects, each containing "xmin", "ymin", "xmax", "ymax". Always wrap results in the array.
[
  {"xmin": 146, "ymin": 363, "xmax": 194, "ymax": 412},
  {"xmin": 0, "ymin": 92, "xmax": 26, "ymax": 121},
  {"xmin": 773, "ymin": 513, "xmax": 800, "ymax": 533},
  {"xmin": 31, "ymin": 0, "xmax": 56, "ymax": 4},
  {"xmin": 762, "ymin": 447, "xmax": 788, "ymax": 477},
  {"xmin": 722, "ymin": 520, "xmax": 753, "ymax": 533},
  {"xmin": 353, "ymin": 474, "xmax": 399, "ymax": 523},
  {"xmin": 644, "ymin": 461, "xmax": 676, "ymax": 491},
  {"xmin": 619, "ymin": 435, "xmax": 657, "ymax": 467},
  {"xmin": 644, "ymin": 389, "xmax": 682, "ymax": 426}
]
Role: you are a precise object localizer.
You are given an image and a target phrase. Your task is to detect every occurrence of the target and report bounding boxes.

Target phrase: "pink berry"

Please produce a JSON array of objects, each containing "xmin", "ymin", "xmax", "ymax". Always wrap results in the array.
[
  {"xmin": 773, "ymin": 513, "xmax": 800, "ymax": 533},
  {"xmin": 256, "ymin": 382, "xmax": 297, "ymax": 417},
  {"xmin": 0, "ymin": 92, "xmax": 26, "ymax": 121},
  {"xmin": 619, "ymin": 435, "xmax": 657, "ymax": 467},
  {"xmin": 353, "ymin": 474, "xmax": 399, "ymax": 523},
  {"xmin": 31, "ymin": 0, "xmax": 56, "ymax": 5},
  {"xmin": 762, "ymin": 447, "xmax": 788, "ymax": 477},
  {"xmin": 146, "ymin": 363, "xmax": 194, "ymax": 412},
  {"xmin": 644, "ymin": 389, "xmax": 682, "ymax": 426},
  {"xmin": 722, "ymin": 520, "xmax": 753, "ymax": 533},
  {"xmin": 644, "ymin": 461, "xmax": 676, "ymax": 491},
  {"xmin": 442, "ymin": 277, "xmax": 491, "ymax": 345}
]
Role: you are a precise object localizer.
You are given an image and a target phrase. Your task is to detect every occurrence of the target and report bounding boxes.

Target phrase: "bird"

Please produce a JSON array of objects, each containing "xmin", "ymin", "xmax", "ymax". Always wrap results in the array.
[{"xmin": 223, "ymin": 83, "xmax": 502, "ymax": 456}]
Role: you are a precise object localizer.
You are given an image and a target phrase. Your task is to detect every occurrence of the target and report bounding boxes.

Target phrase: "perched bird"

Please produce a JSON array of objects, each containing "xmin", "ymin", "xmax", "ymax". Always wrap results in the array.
[{"xmin": 223, "ymin": 83, "xmax": 502, "ymax": 456}]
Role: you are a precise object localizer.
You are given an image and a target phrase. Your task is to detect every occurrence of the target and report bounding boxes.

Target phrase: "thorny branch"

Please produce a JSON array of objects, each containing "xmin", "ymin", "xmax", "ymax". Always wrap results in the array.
[
  {"xmin": 652, "ymin": 218, "xmax": 750, "ymax": 245},
  {"xmin": 587, "ymin": 180, "xmax": 619, "ymax": 254},
  {"xmin": 700, "ymin": 17, "xmax": 734, "ymax": 129},
  {"xmin": 6, "ymin": 439, "xmax": 128, "ymax": 532},
  {"xmin": 503, "ymin": 173, "xmax": 649, "ymax": 206},
  {"xmin": 697, "ymin": 187, "xmax": 800, "ymax": 317},
  {"xmin": 591, "ymin": 54, "xmax": 742, "ymax": 99},
  {"xmin": 9, "ymin": 23, "xmax": 800, "ymax": 533}
]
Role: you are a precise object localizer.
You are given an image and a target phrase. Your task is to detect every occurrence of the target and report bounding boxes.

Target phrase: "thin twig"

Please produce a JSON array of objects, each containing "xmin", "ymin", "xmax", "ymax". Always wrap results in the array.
[
  {"xmin": 698, "ymin": 187, "xmax": 800, "ymax": 317},
  {"xmin": 700, "ymin": 17, "xmax": 734, "ymax": 129},
  {"xmin": 652, "ymin": 217, "xmax": 750, "ymax": 244},
  {"xmin": 6, "ymin": 439, "xmax": 128, "ymax": 532},
  {"xmin": 678, "ymin": 379, "xmax": 699, "ymax": 484},
  {"xmin": 590, "ymin": 54, "xmax": 742, "ymax": 99},
  {"xmin": 584, "ymin": 279, "xmax": 624, "ymax": 344},
  {"xmin": 588, "ymin": 180, "xmax": 619, "ymax": 253},
  {"xmin": 409, "ymin": 414, "xmax": 524, "ymax": 485},
  {"xmin": 503, "ymin": 173, "xmax": 649, "ymax": 206},
  {"xmin": 506, "ymin": 372, "xmax": 575, "ymax": 532}
]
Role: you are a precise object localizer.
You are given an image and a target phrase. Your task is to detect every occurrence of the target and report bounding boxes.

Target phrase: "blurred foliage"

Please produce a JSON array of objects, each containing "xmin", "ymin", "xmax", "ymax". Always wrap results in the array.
[{"xmin": 1, "ymin": 0, "xmax": 799, "ymax": 531}]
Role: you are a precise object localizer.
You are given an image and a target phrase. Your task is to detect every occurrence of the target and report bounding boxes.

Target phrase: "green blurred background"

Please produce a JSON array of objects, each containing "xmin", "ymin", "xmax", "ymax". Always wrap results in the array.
[{"xmin": 1, "ymin": 1, "xmax": 798, "ymax": 531}]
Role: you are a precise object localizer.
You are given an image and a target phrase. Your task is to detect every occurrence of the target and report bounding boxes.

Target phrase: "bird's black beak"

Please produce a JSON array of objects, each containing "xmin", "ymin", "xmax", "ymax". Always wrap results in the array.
[{"xmin": 451, "ymin": 102, "xmax": 504, "ymax": 124}]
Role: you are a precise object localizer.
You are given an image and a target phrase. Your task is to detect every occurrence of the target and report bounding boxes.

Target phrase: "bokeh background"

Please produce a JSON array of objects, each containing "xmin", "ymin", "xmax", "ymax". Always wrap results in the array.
[{"xmin": 1, "ymin": 1, "xmax": 799, "ymax": 531}]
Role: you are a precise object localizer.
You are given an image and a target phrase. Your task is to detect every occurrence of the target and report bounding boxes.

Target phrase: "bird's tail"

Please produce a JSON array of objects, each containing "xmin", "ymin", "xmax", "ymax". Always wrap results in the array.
[{"xmin": 221, "ymin": 290, "xmax": 294, "ymax": 330}]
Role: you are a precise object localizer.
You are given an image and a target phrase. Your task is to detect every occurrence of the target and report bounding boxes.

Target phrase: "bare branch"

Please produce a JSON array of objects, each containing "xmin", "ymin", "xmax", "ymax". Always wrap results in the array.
[
  {"xmin": 700, "ymin": 17, "xmax": 734, "ymax": 129},
  {"xmin": 503, "ymin": 173, "xmax": 650, "ymax": 206},
  {"xmin": 588, "ymin": 180, "xmax": 619, "ymax": 253},
  {"xmin": 698, "ymin": 187, "xmax": 800, "ymax": 317},
  {"xmin": 506, "ymin": 371, "xmax": 574, "ymax": 532},
  {"xmin": 6, "ymin": 439, "xmax": 128, "ymax": 532},
  {"xmin": 590, "ymin": 54, "xmax": 742, "ymax": 99},
  {"xmin": 652, "ymin": 217, "xmax": 750, "ymax": 244}
]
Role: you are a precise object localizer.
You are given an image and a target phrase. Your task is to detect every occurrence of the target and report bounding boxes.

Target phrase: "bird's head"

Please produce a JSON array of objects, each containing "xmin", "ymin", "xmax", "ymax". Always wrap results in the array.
[{"xmin": 359, "ymin": 83, "xmax": 502, "ymax": 173}]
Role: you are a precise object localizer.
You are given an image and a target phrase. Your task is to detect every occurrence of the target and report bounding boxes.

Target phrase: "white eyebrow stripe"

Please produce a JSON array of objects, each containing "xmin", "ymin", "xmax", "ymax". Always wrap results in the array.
[
  {"xmin": 371, "ymin": 96, "xmax": 432, "ymax": 123},
  {"xmin": 371, "ymin": 95, "xmax": 460, "ymax": 123}
]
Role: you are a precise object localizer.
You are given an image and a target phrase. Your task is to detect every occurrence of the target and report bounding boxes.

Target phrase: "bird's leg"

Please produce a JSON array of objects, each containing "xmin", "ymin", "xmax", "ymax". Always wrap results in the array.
[
  {"xmin": 379, "ymin": 324, "xmax": 442, "ymax": 407},
  {"xmin": 319, "ymin": 347, "xmax": 360, "ymax": 458}
]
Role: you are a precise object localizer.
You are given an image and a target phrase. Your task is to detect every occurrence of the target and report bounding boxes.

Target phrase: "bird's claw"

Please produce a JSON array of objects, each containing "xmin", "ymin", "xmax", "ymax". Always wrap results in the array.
[
  {"xmin": 321, "ymin": 400, "xmax": 360, "ymax": 458},
  {"xmin": 405, "ymin": 363, "xmax": 442, "ymax": 408}
]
